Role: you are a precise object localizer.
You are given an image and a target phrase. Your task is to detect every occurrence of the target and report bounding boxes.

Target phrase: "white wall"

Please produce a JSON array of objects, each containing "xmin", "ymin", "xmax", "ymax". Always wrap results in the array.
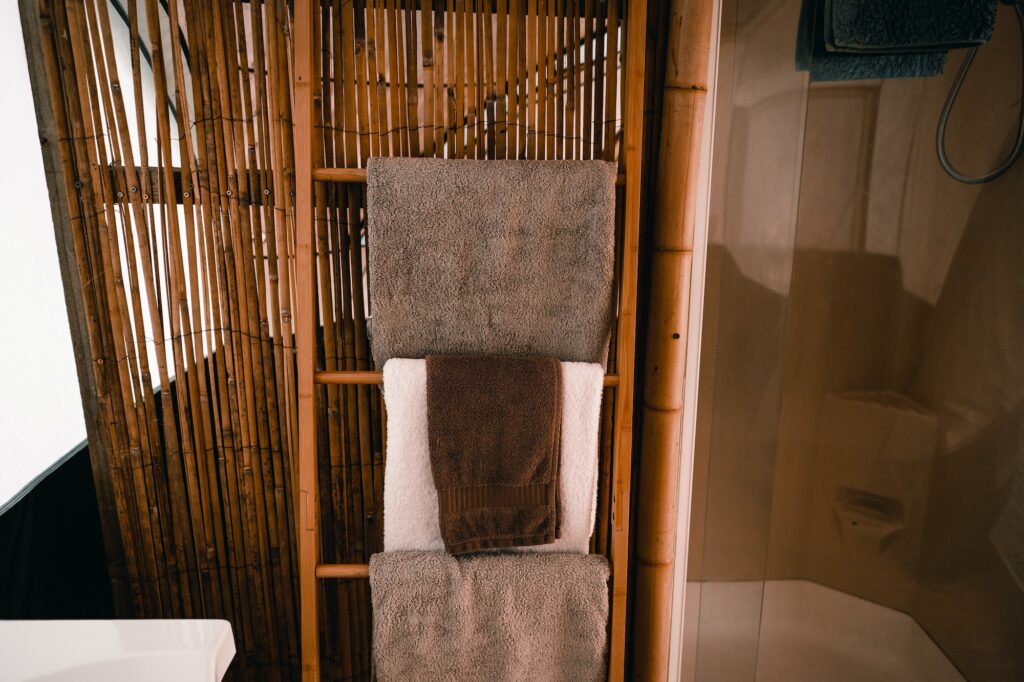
[{"xmin": 0, "ymin": 3, "xmax": 87, "ymax": 507}]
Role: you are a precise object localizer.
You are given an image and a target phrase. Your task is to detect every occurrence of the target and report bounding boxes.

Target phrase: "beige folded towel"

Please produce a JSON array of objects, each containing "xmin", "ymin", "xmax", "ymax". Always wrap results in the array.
[{"xmin": 369, "ymin": 551, "xmax": 609, "ymax": 681}]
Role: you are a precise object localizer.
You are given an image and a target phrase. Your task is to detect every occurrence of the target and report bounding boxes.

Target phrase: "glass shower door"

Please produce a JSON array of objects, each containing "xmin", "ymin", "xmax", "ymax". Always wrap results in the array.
[
  {"xmin": 685, "ymin": 1, "xmax": 1024, "ymax": 681},
  {"xmin": 683, "ymin": 0, "xmax": 809, "ymax": 678}
]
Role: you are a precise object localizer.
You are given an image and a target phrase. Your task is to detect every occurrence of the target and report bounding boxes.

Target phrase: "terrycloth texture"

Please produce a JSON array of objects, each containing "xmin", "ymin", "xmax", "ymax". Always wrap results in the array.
[
  {"xmin": 369, "ymin": 551, "xmax": 609, "ymax": 682},
  {"xmin": 796, "ymin": 0, "xmax": 947, "ymax": 81},
  {"xmin": 366, "ymin": 157, "xmax": 616, "ymax": 368},
  {"xmin": 383, "ymin": 359, "xmax": 604, "ymax": 554},
  {"xmin": 426, "ymin": 355, "xmax": 563, "ymax": 553},
  {"xmin": 825, "ymin": 0, "xmax": 997, "ymax": 53}
]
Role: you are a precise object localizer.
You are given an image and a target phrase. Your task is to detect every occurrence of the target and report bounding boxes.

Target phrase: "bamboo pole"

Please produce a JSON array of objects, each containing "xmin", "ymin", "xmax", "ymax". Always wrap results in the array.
[
  {"xmin": 495, "ymin": 0, "xmax": 508, "ymax": 158},
  {"xmin": 323, "ymin": 39, "xmax": 350, "ymax": 671},
  {"xmin": 24, "ymin": 0, "xmax": 142, "ymax": 616},
  {"xmin": 294, "ymin": 0, "xmax": 319, "ymax": 678},
  {"xmin": 633, "ymin": 0, "xmax": 713, "ymax": 677},
  {"xmin": 321, "ymin": 5, "xmax": 354, "ymax": 673},
  {"xmin": 608, "ymin": 0, "xmax": 648, "ymax": 677},
  {"xmin": 386, "ymin": 0, "xmax": 405, "ymax": 155},
  {"xmin": 404, "ymin": 1, "xmax": 421, "ymax": 155},
  {"xmin": 421, "ymin": 0, "xmax": 436, "ymax": 157},
  {"xmin": 432, "ymin": 2, "xmax": 446, "ymax": 155},
  {"xmin": 582, "ymin": 0, "xmax": 594, "ymax": 159}
]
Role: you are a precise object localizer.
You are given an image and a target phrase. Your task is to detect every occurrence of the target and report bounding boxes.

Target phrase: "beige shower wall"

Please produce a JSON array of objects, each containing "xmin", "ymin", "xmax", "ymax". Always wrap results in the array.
[{"xmin": 762, "ymin": 5, "xmax": 1024, "ymax": 680}]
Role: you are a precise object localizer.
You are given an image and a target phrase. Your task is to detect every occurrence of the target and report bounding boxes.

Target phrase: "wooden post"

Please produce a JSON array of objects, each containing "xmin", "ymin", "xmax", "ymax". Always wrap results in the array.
[
  {"xmin": 294, "ymin": 0, "xmax": 320, "ymax": 679},
  {"xmin": 633, "ymin": 0, "xmax": 714, "ymax": 678},
  {"xmin": 608, "ymin": 0, "xmax": 649, "ymax": 678}
]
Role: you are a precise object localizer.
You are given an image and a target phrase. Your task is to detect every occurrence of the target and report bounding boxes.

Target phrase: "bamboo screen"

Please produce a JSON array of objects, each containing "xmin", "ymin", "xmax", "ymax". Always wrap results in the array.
[{"xmin": 30, "ymin": 0, "xmax": 626, "ymax": 679}]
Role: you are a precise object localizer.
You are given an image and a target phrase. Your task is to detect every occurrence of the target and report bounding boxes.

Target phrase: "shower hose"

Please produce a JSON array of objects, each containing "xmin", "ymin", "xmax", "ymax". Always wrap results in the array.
[{"xmin": 936, "ymin": 2, "xmax": 1024, "ymax": 184}]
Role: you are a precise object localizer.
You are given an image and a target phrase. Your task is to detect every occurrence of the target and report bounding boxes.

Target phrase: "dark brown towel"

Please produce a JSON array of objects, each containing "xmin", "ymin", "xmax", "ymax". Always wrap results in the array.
[{"xmin": 425, "ymin": 355, "xmax": 562, "ymax": 554}]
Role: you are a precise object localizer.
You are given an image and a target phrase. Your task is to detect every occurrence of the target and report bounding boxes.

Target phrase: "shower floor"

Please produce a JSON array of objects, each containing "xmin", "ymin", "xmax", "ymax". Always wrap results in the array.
[{"xmin": 681, "ymin": 580, "xmax": 963, "ymax": 682}]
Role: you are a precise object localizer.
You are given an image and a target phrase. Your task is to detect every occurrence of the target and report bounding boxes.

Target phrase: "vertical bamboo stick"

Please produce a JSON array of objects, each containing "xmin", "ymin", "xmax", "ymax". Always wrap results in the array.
[
  {"xmin": 557, "ymin": 0, "xmax": 565, "ymax": 157},
  {"xmin": 404, "ymin": 1, "xmax": 421, "ymax": 156},
  {"xmin": 544, "ymin": 0, "xmax": 556, "ymax": 159},
  {"xmin": 633, "ymin": 0, "xmax": 713, "ymax": 675},
  {"xmin": 370, "ymin": 0, "xmax": 392, "ymax": 157},
  {"xmin": 433, "ymin": 3, "xmax": 447, "ymax": 155},
  {"xmin": 395, "ymin": 0, "xmax": 411, "ymax": 156},
  {"xmin": 385, "ymin": 0, "xmax": 404, "ymax": 155},
  {"xmin": 294, "ymin": 0, "xmax": 319, "ymax": 677},
  {"xmin": 496, "ymin": 0, "xmax": 508, "ymax": 158},
  {"xmin": 592, "ymin": 0, "xmax": 605, "ymax": 159},
  {"xmin": 482, "ymin": 0, "xmax": 495, "ymax": 158},
  {"xmin": 608, "ymin": 0, "xmax": 648, "ymax": 677},
  {"xmin": 603, "ymin": 0, "xmax": 619, "ymax": 162},
  {"xmin": 466, "ymin": 0, "xmax": 478, "ymax": 157},
  {"xmin": 323, "ymin": 4, "xmax": 356, "ymax": 675},
  {"xmin": 421, "ymin": 0, "xmax": 436, "ymax": 157},
  {"xmin": 571, "ymin": 3, "xmax": 582, "ymax": 159},
  {"xmin": 509, "ymin": 0, "xmax": 523, "ymax": 157},
  {"xmin": 526, "ymin": 0, "xmax": 537, "ymax": 158},
  {"xmin": 354, "ymin": 1, "xmax": 374, "ymax": 166},
  {"xmin": 536, "ymin": 0, "xmax": 548, "ymax": 159},
  {"xmin": 582, "ymin": 0, "xmax": 594, "ymax": 159},
  {"xmin": 452, "ymin": 0, "xmax": 464, "ymax": 156}
]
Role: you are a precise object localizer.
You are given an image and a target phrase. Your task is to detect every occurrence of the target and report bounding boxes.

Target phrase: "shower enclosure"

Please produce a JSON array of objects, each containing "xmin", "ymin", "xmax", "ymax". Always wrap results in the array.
[{"xmin": 681, "ymin": 0, "xmax": 1024, "ymax": 680}]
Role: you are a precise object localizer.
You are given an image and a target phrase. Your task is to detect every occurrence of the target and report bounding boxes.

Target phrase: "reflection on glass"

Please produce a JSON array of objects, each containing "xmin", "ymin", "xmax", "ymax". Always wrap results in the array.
[{"xmin": 686, "ymin": 2, "xmax": 1024, "ymax": 681}]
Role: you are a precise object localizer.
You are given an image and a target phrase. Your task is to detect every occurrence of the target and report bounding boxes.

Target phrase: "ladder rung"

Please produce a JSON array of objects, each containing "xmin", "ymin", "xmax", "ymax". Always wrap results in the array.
[
  {"xmin": 312, "ymin": 167, "xmax": 366, "ymax": 183},
  {"xmin": 312, "ymin": 166, "xmax": 628, "ymax": 187},
  {"xmin": 314, "ymin": 370, "xmax": 382, "ymax": 384},
  {"xmin": 315, "ymin": 370, "xmax": 620, "ymax": 387},
  {"xmin": 315, "ymin": 563, "xmax": 369, "ymax": 579}
]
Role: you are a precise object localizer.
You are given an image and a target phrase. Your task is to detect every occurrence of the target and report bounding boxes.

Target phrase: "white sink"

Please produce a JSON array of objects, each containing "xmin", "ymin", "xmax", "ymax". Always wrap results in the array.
[{"xmin": 0, "ymin": 620, "xmax": 235, "ymax": 682}]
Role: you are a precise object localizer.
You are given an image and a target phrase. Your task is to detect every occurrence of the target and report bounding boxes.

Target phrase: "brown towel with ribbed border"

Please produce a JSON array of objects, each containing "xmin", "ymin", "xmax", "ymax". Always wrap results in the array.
[{"xmin": 426, "ymin": 355, "xmax": 562, "ymax": 554}]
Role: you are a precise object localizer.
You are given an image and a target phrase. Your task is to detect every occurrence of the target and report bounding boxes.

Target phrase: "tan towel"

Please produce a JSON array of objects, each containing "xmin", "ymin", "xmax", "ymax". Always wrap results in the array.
[
  {"xmin": 369, "ymin": 551, "xmax": 609, "ymax": 681},
  {"xmin": 366, "ymin": 158, "xmax": 617, "ymax": 368},
  {"xmin": 426, "ymin": 355, "xmax": 562, "ymax": 554}
]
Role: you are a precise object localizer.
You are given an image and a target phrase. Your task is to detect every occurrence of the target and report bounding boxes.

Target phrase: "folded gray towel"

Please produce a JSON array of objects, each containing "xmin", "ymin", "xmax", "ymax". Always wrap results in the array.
[
  {"xmin": 369, "ymin": 551, "xmax": 609, "ymax": 681},
  {"xmin": 825, "ymin": 0, "xmax": 997, "ymax": 54},
  {"xmin": 366, "ymin": 157, "xmax": 616, "ymax": 368},
  {"xmin": 796, "ymin": 0, "xmax": 946, "ymax": 81}
]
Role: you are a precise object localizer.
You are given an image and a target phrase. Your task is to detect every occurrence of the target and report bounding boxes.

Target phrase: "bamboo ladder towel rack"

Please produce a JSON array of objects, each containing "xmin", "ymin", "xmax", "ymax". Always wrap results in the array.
[{"xmin": 292, "ymin": 0, "xmax": 649, "ymax": 678}]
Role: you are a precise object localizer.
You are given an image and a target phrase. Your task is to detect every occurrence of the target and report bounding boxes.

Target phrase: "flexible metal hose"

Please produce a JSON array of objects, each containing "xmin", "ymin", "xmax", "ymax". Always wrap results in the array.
[{"xmin": 936, "ymin": 3, "xmax": 1024, "ymax": 184}]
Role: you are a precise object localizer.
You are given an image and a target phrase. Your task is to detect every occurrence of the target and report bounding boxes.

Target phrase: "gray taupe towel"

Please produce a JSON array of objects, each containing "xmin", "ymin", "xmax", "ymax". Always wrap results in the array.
[
  {"xmin": 369, "ymin": 551, "xmax": 609, "ymax": 682},
  {"xmin": 366, "ymin": 157, "xmax": 617, "ymax": 368},
  {"xmin": 426, "ymin": 355, "xmax": 562, "ymax": 554}
]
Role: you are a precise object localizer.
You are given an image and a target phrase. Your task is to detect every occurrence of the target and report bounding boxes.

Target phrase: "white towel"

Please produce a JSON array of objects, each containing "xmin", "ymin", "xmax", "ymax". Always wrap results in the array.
[{"xmin": 382, "ymin": 358, "xmax": 605, "ymax": 553}]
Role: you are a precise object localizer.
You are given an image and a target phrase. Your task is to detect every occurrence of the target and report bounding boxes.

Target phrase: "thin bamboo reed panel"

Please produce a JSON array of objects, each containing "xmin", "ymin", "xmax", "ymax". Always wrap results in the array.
[{"xmin": 27, "ymin": 0, "xmax": 627, "ymax": 679}]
